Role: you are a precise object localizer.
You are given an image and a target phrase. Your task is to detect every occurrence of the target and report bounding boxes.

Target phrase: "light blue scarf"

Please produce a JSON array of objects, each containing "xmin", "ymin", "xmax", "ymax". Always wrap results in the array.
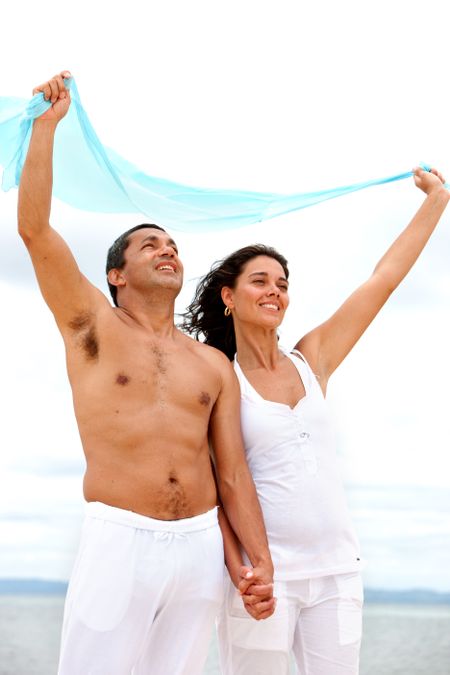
[{"xmin": 0, "ymin": 78, "xmax": 433, "ymax": 232}]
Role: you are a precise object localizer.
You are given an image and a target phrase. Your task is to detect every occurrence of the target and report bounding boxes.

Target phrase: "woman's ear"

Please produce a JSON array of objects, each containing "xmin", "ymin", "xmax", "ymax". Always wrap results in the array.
[{"xmin": 221, "ymin": 286, "xmax": 234, "ymax": 309}]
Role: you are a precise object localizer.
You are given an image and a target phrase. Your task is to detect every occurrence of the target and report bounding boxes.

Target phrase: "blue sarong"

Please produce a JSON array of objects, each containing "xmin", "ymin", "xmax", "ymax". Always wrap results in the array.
[{"xmin": 0, "ymin": 78, "xmax": 434, "ymax": 232}]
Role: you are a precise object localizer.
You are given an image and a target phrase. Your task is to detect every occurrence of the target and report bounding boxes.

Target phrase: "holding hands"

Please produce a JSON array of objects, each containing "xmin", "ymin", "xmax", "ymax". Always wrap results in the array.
[{"xmin": 237, "ymin": 565, "xmax": 276, "ymax": 621}]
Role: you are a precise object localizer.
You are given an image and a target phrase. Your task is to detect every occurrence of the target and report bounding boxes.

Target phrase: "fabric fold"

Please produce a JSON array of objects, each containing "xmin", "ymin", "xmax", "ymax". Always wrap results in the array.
[{"xmin": 0, "ymin": 77, "xmax": 434, "ymax": 232}]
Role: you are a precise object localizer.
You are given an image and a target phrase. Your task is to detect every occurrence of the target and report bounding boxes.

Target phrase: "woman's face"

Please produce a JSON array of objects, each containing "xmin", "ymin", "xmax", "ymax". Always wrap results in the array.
[{"xmin": 224, "ymin": 255, "xmax": 289, "ymax": 329}]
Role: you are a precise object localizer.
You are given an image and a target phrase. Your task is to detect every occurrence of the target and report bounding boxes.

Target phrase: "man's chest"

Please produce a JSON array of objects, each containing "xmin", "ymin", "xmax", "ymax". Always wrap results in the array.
[{"xmin": 69, "ymin": 330, "xmax": 221, "ymax": 413}]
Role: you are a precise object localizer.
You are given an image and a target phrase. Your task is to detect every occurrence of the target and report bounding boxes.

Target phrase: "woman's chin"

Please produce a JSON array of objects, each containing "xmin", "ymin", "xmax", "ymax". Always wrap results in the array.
[{"xmin": 253, "ymin": 314, "xmax": 284, "ymax": 330}]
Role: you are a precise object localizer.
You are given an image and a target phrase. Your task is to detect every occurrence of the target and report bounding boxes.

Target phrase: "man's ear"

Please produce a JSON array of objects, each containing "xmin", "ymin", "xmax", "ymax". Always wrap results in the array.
[{"xmin": 107, "ymin": 268, "xmax": 126, "ymax": 290}]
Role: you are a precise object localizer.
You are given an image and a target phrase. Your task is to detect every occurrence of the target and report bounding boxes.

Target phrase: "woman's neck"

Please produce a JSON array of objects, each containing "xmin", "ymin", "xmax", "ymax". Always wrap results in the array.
[{"xmin": 234, "ymin": 324, "xmax": 283, "ymax": 371}]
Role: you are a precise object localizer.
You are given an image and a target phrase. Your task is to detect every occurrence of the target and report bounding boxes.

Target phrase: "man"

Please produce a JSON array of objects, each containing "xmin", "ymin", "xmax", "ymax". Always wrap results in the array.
[{"xmin": 18, "ymin": 71, "xmax": 274, "ymax": 675}]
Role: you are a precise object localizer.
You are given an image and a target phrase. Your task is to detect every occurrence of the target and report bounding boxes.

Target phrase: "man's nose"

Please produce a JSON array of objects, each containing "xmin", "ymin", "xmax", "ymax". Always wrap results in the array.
[{"xmin": 160, "ymin": 244, "xmax": 175, "ymax": 256}]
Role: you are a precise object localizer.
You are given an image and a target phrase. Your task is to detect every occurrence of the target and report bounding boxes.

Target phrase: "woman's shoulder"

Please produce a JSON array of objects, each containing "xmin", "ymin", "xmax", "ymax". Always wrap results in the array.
[{"xmin": 291, "ymin": 333, "xmax": 321, "ymax": 373}]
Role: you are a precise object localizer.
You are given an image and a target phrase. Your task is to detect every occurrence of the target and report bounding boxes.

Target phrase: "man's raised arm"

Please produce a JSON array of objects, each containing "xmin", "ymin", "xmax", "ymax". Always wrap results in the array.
[{"xmin": 18, "ymin": 72, "xmax": 110, "ymax": 331}]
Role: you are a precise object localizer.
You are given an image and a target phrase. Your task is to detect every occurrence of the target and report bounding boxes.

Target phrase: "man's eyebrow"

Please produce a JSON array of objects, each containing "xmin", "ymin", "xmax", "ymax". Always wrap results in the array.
[
  {"xmin": 248, "ymin": 271, "xmax": 288, "ymax": 282},
  {"xmin": 141, "ymin": 234, "xmax": 178, "ymax": 249}
]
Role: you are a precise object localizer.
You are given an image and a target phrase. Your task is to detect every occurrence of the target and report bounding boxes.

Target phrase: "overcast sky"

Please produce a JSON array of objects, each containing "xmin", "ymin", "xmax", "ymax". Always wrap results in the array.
[{"xmin": 1, "ymin": 0, "xmax": 449, "ymax": 591}]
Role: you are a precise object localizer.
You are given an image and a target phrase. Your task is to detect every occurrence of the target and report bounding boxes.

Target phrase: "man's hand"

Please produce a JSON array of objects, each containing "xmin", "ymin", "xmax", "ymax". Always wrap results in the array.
[
  {"xmin": 238, "ymin": 565, "xmax": 276, "ymax": 621},
  {"xmin": 32, "ymin": 71, "xmax": 72, "ymax": 122},
  {"xmin": 413, "ymin": 167, "xmax": 446, "ymax": 195}
]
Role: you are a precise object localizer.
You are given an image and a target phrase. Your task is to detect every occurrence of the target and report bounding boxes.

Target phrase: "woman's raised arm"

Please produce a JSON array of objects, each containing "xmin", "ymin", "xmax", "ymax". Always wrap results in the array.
[{"xmin": 297, "ymin": 168, "xmax": 449, "ymax": 393}]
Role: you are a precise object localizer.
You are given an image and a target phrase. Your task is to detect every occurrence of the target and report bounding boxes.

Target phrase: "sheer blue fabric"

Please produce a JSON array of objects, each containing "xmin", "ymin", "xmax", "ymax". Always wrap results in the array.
[{"xmin": 0, "ymin": 78, "xmax": 434, "ymax": 232}]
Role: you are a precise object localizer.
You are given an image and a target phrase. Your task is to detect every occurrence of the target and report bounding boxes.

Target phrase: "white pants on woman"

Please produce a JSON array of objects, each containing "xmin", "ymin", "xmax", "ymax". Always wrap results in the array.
[
  {"xmin": 217, "ymin": 571, "xmax": 363, "ymax": 675},
  {"xmin": 58, "ymin": 502, "xmax": 224, "ymax": 675}
]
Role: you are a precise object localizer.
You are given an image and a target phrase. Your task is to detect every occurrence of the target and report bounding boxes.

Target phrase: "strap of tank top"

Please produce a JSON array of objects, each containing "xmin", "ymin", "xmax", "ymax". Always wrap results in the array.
[
  {"xmin": 290, "ymin": 347, "xmax": 308, "ymax": 364},
  {"xmin": 233, "ymin": 357, "xmax": 255, "ymax": 398},
  {"xmin": 289, "ymin": 348, "xmax": 320, "ymax": 389}
]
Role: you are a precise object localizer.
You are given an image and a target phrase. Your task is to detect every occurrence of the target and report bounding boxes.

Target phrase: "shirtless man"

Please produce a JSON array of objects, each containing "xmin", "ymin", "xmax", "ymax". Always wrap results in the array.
[{"xmin": 18, "ymin": 72, "xmax": 274, "ymax": 675}]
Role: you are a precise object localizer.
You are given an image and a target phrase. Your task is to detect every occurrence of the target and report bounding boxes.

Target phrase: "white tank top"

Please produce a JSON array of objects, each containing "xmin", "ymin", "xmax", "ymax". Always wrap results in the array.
[{"xmin": 234, "ymin": 348, "xmax": 362, "ymax": 580}]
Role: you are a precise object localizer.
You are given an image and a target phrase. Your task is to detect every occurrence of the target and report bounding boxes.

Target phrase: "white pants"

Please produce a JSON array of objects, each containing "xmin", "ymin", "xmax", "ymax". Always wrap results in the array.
[
  {"xmin": 58, "ymin": 502, "xmax": 224, "ymax": 675},
  {"xmin": 217, "ymin": 572, "xmax": 363, "ymax": 675}
]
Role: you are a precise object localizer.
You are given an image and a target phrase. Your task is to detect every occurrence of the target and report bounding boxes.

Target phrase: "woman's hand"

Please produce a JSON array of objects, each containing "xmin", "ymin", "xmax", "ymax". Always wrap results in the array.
[
  {"xmin": 237, "ymin": 565, "xmax": 276, "ymax": 620},
  {"xmin": 413, "ymin": 166, "xmax": 446, "ymax": 195}
]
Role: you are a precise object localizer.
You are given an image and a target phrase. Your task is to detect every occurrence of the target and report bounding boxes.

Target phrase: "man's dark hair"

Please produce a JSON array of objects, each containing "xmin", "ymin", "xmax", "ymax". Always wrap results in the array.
[
  {"xmin": 106, "ymin": 223, "xmax": 166, "ymax": 306},
  {"xmin": 181, "ymin": 244, "xmax": 289, "ymax": 360}
]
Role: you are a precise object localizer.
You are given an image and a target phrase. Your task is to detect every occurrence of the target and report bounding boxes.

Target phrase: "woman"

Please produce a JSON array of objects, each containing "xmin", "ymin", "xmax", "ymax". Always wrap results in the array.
[{"xmin": 182, "ymin": 167, "xmax": 448, "ymax": 674}]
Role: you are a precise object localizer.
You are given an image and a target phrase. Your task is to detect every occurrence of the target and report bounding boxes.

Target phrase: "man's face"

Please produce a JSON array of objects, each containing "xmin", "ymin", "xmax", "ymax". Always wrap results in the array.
[{"xmin": 121, "ymin": 227, "xmax": 184, "ymax": 296}]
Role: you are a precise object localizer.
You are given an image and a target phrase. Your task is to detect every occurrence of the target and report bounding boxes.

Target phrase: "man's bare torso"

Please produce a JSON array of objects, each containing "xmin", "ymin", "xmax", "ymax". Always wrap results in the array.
[{"xmin": 64, "ymin": 306, "xmax": 220, "ymax": 520}]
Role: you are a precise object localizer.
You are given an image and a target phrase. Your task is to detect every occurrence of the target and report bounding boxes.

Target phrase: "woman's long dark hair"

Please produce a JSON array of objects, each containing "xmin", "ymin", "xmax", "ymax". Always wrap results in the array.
[{"xmin": 181, "ymin": 244, "xmax": 289, "ymax": 360}]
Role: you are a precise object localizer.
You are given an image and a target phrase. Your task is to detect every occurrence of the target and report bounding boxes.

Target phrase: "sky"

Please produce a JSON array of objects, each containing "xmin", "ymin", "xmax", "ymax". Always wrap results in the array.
[{"xmin": 1, "ymin": 0, "xmax": 449, "ymax": 591}]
